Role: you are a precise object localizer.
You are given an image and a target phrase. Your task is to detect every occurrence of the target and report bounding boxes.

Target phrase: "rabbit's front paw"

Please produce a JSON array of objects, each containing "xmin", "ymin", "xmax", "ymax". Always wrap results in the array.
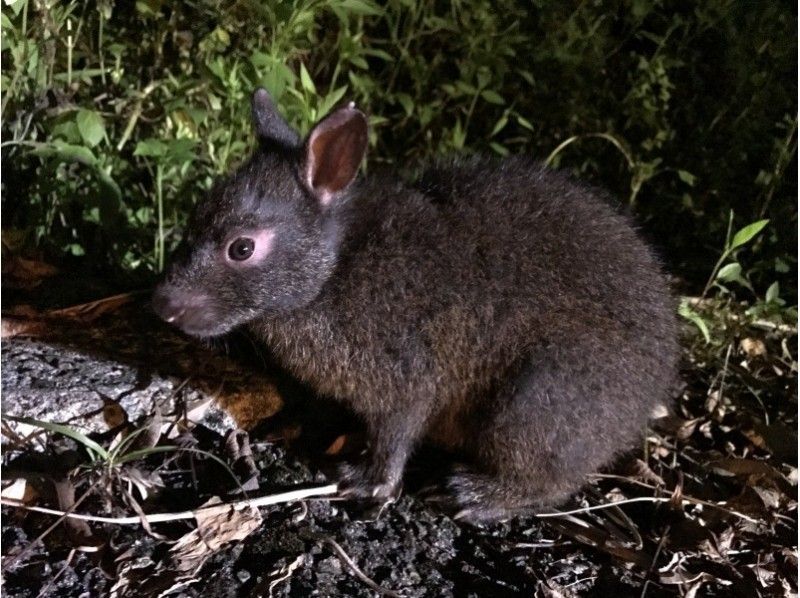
[
  {"xmin": 445, "ymin": 472, "xmax": 513, "ymax": 525},
  {"xmin": 336, "ymin": 462, "xmax": 400, "ymax": 501}
]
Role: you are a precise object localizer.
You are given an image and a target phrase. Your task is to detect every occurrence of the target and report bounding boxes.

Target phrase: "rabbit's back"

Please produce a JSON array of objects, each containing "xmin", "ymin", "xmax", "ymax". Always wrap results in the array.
[{"xmin": 257, "ymin": 156, "xmax": 678, "ymax": 419}]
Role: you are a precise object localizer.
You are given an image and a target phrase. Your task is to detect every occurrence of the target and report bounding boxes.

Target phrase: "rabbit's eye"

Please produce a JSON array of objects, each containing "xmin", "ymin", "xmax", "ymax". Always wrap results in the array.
[{"xmin": 228, "ymin": 237, "xmax": 255, "ymax": 261}]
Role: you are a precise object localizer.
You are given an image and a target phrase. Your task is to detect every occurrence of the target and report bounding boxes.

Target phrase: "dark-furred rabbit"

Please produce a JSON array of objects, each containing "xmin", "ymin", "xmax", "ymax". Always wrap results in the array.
[{"xmin": 153, "ymin": 89, "xmax": 679, "ymax": 523}]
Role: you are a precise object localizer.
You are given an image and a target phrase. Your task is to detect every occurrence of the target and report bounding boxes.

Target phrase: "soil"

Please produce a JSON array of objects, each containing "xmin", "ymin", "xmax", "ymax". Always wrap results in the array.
[{"xmin": 1, "ymin": 288, "xmax": 796, "ymax": 597}]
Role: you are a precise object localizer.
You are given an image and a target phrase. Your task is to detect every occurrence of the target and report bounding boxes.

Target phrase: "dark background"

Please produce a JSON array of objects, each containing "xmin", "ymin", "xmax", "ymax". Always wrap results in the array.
[{"xmin": 2, "ymin": 0, "xmax": 797, "ymax": 312}]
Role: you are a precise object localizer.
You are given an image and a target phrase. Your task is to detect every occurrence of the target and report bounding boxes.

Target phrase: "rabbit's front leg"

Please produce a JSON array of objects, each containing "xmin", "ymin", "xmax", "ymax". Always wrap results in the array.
[{"xmin": 337, "ymin": 406, "xmax": 425, "ymax": 501}]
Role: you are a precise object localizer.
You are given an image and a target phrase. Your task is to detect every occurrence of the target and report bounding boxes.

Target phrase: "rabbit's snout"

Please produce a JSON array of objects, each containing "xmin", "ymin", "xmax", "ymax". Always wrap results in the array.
[{"xmin": 152, "ymin": 285, "xmax": 214, "ymax": 334}]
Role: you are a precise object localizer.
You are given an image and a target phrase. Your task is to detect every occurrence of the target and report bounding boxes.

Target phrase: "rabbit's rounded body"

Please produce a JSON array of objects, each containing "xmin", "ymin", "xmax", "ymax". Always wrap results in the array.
[
  {"xmin": 251, "ymin": 156, "xmax": 678, "ymax": 519},
  {"xmin": 154, "ymin": 92, "xmax": 678, "ymax": 522}
]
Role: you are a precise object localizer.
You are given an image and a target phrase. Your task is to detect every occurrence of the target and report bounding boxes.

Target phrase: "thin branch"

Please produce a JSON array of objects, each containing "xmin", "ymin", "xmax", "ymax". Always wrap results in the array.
[
  {"xmin": 321, "ymin": 537, "xmax": 401, "ymax": 598},
  {"xmin": 1, "ymin": 484, "xmax": 338, "ymax": 526},
  {"xmin": 534, "ymin": 495, "xmax": 760, "ymax": 524},
  {"xmin": 2, "ymin": 482, "xmax": 98, "ymax": 572},
  {"xmin": 584, "ymin": 474, "xmax": 764, "ymax": 523}
]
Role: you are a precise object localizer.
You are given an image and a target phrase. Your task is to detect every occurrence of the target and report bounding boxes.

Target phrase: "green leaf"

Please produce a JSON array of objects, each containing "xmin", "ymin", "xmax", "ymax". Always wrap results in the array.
[
  {"xmin": 134, "ymin": 139, "xmax": 167, "ymax": 157},
  {"xmin": 318, "ymin": 85, "xmax": 348, "ymax": 116},
  {"xmin": 5, "ymin": 415, "xmax": 108, "ymax": 461},
  {"xmin": 5, "ymin": 0, "xmax": 26, "ymax": 17},
  {"xmin": 516, "ymin": 115, "xmax": 535, "ymax": 131},
  {"xmin": 677, "ymin": 170, "xmax": 696, "ymax": 186},
  {"xmin": 396, "ymin": 93, "xmax": 414, "ymax": 117},
  {"xmin": 164, "ymin": 138, "xmax": 198, "ymax": 164},
  {"xmin": 67, "ymin": 243, "xmax": 86, "ymax": 256},
  {"xmin": 678, "ymin": 301, "xmax": 711, "ymax": 344},
  {"xmin": 716, "ymin": 262, "xmax": 742, "ymax": 282},
  {"xmin": 299, "ymin": 63, "xmax": 316, "ymax": 94},
  {"xmin": 31, "ymin": 141, "xmax": 96, "ymax": 165},
  {"xmin": 730, "ymin": 219, "xmax": 769, "ymax": 250},
  {"xmin": 481, "ymin": 90, "xmax": 504, "ymax": 105},
  {"xmin": 338, "ymin": 0, "xmax": 383, "ymax": 16},
  {"xmin": 76, "ymin": 109, "xmax": 106, "ymax": 147},
  {"xmin": 765, "ymin": 281, "xmax": 779, "ymax": 303},
  {"xmin": 364, "ymin": 48, "xmax": 393, "ymax": 61},
  {"xmin": 490, "ymin": 115, "xmax": 508, "ymax": 137},
  {"xmin": 490, "ymin": 142, "xmax": 509, "ymax": 156}
]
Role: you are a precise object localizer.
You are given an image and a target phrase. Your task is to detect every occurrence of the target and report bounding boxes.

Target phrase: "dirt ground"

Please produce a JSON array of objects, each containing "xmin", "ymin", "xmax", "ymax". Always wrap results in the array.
[{"xmin": 1, "ymin": 286, "xmax": 796, "ymax": 597}]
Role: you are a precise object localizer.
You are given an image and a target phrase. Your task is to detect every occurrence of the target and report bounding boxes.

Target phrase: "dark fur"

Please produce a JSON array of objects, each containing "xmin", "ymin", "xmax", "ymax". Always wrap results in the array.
[{"xmin": 154, "ymin": 93, "xmax": 679, "ymax": 522}]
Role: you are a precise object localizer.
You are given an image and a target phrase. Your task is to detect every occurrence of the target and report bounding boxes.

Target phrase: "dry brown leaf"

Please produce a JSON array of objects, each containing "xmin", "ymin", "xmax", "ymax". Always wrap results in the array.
[
  {"xmin": 708, "ymin": 458, "xmax": 793, "ymax": 495},
  {"xmin": 2, "ymin": 256, "xmax": 58, "ymax": 289},
  {"xmin": 47, "ymin": 292, "xmax": 136, "ymax": 322},
  {"xmin": 130, "ymin": 408, "xmax": 163, "ymax": 452},
  {"xmin": 225, "ymin": 430, "xmax": 260, "ymax": 492},
  {"xmin": 214, "ymin": 379, "xmax": 284, "ymax": 430},
  {"xmin": 625, "ymin": 459, "xmax": 666, "ymax": 487},
  {"xmin": 2, "ymin": 293, "xmax": 136, "ymax": 338},
  {"xmin": 169, "ymin": 497, "xmax": 263, "ymax": 572},
  {"xmin": 110, "ymin": 497, "xmax": 263, "ymax": 597},
  {"xmin": 545, "ymin": 515, "xmax": 651, "ymax": 568},
  {"xmin": 1, "ymin": 479, "xmax": 37, "ymax": 503},
  {"xmin": 325, "ymin": 434, "xmax": 349, "ymax": 456},
  {"xmin": 264, "ymin": 554, "xmax": 305, "ymax": 596},
  {"xmin": 102, "ymin": 397, "xmax": 129, "ymax": 430},
  {"xmin": 651, "ymin": 415, "xmax": 701, "ymax": 441},
  {"xmin": 534, "ymin": 580, "xmax": 574, "ymax": 597},
  {"xmin": 743, "ymin": 423, "xmax": 798, "ymax": 465},
  {"xmin": 739, "ymin": 337, "xmax": 767, "ymax": 358},
  {"xmin": 53, "ymin": 478, "xmax": 104, "ymax": 550},
  {"xmin": 1, "ymin": 316, "xmax": 48, "ymax": 338}
]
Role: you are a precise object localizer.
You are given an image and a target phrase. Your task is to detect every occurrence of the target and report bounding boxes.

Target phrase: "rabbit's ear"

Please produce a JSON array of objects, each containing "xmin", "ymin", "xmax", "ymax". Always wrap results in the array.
[
  {"xmin": 251, "ymin": 88, "xmax": 300, "ymax": 148},
  {"xmin": 303, "ymin": 103, "xmax": 368, "ymax": 206}
]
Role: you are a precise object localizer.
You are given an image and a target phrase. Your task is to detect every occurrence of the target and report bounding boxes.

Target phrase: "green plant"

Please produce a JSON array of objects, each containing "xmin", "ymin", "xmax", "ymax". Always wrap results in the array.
[
  {"xmin": 0, "ymin": 0, "xmax": 795, "ymax": 300},
  {"xmin": 6, "ymin": 415, "xmax": 239, "ymax": 484},
  {"xmin": 703, "ymin": 214, "xmax": 770, "ymax": 298}
]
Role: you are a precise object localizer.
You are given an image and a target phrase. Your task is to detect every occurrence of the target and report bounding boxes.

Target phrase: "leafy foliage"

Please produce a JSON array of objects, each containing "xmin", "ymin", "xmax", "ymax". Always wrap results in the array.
[{"xmin": 1, "ymin": 0, "xmax": 796, "ymax": 304}]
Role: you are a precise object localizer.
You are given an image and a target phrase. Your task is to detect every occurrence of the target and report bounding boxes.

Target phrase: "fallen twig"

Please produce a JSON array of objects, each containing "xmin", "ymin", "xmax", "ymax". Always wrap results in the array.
[
  {"xmin": 2, "ymin": 481, "xmax": 99, "ymax": 572},
  {"xmin": 535, "ymin": 495, "xmax": 760, "ymax": 524},
  {"xmin": 321, "ymin": 537, "xmax": 401, "ymax": 598},
  {"xmin": 581, "ymin": 475, "xmax": 764, "ymax": 523},
  {"xmin": 1, "ymin": 484, "xmax": 338, "ymax": 526}
]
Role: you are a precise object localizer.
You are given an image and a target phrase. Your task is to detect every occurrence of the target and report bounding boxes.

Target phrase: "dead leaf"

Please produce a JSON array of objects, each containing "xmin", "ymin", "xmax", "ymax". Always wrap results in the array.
[
  {"xmin": 708, "ymin": 458, "xmax": 792, "ymax": 494},
  {"xmin": 625, "ymin": 459, "xmax": 666, "ymax": 487},
  {"xmin": 265, "ymin": 554, "xmax": 305, "ymax": 597},
  {"xmin": 53, "ymin": 477, "xmax": 103, "ymax": 550},
  {"xmin": 325, "ymin": 434, "xmax": 348, "ymax": 456},
  {"xmin": 102, "ymin": 397, "xmax": 129, "ymax": 430},
  {"xmin": 534, "ymin": 579, "xmax": 574, "ymax": 597},
  {"xmin": 545, "ymin": 515, "xmax": 651, "ymax": 568},
  {"xmin": 213, "ymin": 380, "xmax": 283, "ymax": 430},
  {"xmin": 110, "ymin": 497, "xmax": 262, "ymax": 597},
  {"xmin": 225, "ymin": 430, "xmax": 260, "ymax": 492},
  {"xmin": 743, "ymin": 423, "xmax": 798, "ymax": 465},
  {"xmin": 2, "ymin": 255, "xmax": 58, "ymax": 289},
  {"xmin": 1, "ymin": 316, "xmax": 48, "ymax": 338},
  {"xmin": 1, "ymin": 479, "xmax": 37, "ymax": 503},
  {"xmin": 47, "ymin": 292, "xmax": 136, "ymax": 322},
  {"xmin": 739, "ymin": 337, "xmax": 767, "ymax": 358},
  {"xmin": 130, "ymin": 408, "xmax": 163, "ymax": 452},
  {"xmin": 651, "ymin": 415, "xmax": 701, "ymax": 441},
  {"xmin": 2, "ymin": 293, "xmax": 137, "ymax": 338}
]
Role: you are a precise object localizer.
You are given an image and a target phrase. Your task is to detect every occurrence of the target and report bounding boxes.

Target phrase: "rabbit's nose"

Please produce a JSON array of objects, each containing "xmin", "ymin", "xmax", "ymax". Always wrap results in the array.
[{"xmin": 152, "ymin": 286, "xmax": 190, "ymax": 324}]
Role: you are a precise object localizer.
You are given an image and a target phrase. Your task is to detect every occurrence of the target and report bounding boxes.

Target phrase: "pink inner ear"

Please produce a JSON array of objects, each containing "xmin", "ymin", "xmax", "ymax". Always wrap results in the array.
[{"xmin": 305, "ymin": 108, "xmax": 368, "ymax": 204}]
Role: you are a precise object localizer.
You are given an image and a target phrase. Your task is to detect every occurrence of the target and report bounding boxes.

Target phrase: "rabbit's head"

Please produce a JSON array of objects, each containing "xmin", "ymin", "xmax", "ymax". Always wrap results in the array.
[{"xmin": 153, "ymin": 89, "xmax": 368, "ymax": 337}]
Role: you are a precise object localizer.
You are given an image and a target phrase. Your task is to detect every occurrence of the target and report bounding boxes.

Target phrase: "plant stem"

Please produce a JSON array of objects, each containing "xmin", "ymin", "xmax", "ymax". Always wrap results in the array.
[
  {"xmin": 701, "ymin": 210, "xmax": 735, "ymax": 298},
  {"xmin": 156, "ymin": 164, "xmax": 164, "ymax": 272},
  {"xmin": 67, "ymin": 18, "xmax": 73, "ymax": 87}
]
